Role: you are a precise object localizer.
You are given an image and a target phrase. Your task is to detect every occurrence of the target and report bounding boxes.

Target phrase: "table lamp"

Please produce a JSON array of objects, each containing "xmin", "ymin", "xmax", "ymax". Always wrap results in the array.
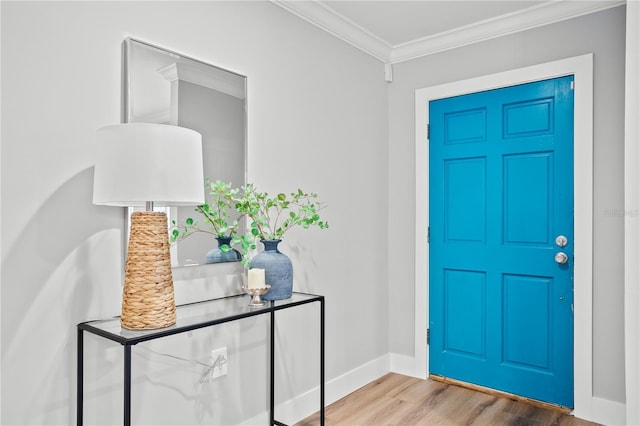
[{"xmin": 93, "ymin": 123, "xmax": 204, "ymax": 329}]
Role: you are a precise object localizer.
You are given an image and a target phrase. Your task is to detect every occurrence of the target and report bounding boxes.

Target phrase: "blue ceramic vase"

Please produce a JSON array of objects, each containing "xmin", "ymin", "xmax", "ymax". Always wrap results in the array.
[
  {"xmin": 205, "ymin": 236, "xmax": 241, "ymax": 264},
  {"xmin": 251, "ymin": 239, "xmax": 293, "ymax": 300}
]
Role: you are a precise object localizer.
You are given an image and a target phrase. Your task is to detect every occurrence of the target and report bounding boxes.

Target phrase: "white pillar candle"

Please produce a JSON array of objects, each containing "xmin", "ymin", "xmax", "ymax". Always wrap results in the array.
[{"xmin": 248, "ymin": 268, "xmax": 266, "ymax": 289}]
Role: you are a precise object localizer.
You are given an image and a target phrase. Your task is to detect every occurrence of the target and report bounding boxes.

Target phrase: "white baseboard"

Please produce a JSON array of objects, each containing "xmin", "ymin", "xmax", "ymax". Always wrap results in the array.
[
  {"xmin": 591, "ymin": 396, "xmax": 627, "ymax": 425},
  {"xmin": 390, "ymin": 352, "xmax": 425, "ymax": 379},
  {"xmin": 239, "ymin": 354, "xmax": 391, "ymax": 426}
]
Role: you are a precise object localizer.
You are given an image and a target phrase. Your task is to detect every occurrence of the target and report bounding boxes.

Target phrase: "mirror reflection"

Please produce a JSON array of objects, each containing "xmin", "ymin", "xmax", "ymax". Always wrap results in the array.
[{"xmin": 123, "ymin": 38, "xmax": 247, "ymax": 267}]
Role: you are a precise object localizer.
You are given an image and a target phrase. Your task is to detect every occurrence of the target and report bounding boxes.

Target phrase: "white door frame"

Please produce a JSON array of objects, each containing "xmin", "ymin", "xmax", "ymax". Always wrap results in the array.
[{"xmin": 413, "ymin": 54, "xmax": 593, "ymax": 419}]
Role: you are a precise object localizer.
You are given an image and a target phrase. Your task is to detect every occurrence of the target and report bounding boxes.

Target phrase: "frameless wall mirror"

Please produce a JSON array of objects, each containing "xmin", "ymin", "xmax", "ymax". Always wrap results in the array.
[{"xmin": 123, "ymin": 38, "xmax": 247, "ymax": 267}]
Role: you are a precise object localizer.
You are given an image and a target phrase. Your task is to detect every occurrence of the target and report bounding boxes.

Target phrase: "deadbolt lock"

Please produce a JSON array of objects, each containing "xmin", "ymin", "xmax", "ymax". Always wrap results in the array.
[{"xmin": 555, "ymin": 235, "xmax": 568, "ymax": 247}]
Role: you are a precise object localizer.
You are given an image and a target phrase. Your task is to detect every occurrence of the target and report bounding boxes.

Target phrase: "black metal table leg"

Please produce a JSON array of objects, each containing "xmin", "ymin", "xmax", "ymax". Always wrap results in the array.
[
  {"xmin": 270, "ymin": 309, "xmax": 276, "ymax": 425},
  {"xmin": 320, "ymin": 298, "xmax": 325, "ymax": 426},
  {"xmin": 124, "ymin": 345, "xmax": 132, "ymax": 426},
  {"xmin": 77, "ymin": 328, "xmax": 84, "ymax": 426}
]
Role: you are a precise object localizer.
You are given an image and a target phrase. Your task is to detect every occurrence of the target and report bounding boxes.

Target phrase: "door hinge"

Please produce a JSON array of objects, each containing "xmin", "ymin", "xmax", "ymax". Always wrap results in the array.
[
  {"xmin": 571, "ymin": 81, "xmax": 575, "ymax": 90},
  {"xmin": 427, "ymin": 328, "xmax": 430, "ymax": 345},
  {"xmin": 427, "ymin": 226, "xmax": 430, "ymax": 243},
  {"xmin": 427, "ymin": 123, "xmax": 430, "ymax": 140}
]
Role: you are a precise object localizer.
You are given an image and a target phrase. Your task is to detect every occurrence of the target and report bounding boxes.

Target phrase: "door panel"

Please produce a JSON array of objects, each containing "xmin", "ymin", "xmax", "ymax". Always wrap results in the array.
[
  {"xmin": 444, "ymin": 269, "xmax": 486, "ymax": 358},
  {"xmin": 502, "ymin": 273, "xmax": 552, "ymax": 371},
  {"xmin": 429, "ymin": 76, "xmax": 574, "ymax": 407},
  {"xmin": 504, "ymin": 153, "xmax": 552, "ymax": 245},
  {"xmin": 444, "ymin": 158, "xmax": 486, "ymax": 243}
]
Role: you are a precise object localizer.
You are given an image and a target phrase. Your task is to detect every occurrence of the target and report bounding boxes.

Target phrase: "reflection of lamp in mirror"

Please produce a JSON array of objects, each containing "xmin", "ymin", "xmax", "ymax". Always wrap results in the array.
[{"xmin": 93, "ymin": 123, "xmax": 204, "ymax": 329}]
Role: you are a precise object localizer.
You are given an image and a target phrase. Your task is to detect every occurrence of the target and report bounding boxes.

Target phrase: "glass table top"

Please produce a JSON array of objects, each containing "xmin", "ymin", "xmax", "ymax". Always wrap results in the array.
[{"xmin": 78, "ymin": 292, "xmax": 323, "ymax": 345}]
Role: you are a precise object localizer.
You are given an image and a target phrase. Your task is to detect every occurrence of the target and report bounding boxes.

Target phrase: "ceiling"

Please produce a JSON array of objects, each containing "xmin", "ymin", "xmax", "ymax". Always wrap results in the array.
[{"xmin": 272, "ymin": 0, "xmax": 624, "ymax": 63}]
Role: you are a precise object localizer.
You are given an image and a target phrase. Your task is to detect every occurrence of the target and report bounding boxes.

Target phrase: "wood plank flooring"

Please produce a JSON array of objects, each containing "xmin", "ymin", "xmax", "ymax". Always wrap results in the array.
[{"xmin": 296, "ymin": 373, "xmax": 600, "ymax": 426}]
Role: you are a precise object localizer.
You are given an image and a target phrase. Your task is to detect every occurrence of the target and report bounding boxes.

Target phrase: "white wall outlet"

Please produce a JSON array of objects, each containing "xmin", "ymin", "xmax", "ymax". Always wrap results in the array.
[{"xmin": 208, "ymin": 347, "xmax": 228, "ymax": 380}]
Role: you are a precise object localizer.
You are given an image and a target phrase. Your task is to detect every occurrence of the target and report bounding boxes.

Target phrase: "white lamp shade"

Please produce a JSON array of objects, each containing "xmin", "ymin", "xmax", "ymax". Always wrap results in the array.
[{"xmin": 93, "ymin": 123, "xmax": 205, "ymax": 207}]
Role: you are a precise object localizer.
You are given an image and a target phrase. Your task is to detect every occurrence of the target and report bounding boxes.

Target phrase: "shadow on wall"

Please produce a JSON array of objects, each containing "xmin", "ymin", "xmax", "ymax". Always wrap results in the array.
[{"xmin": 1, "ymin": 167, "xmax": 123, "ymax": 423}]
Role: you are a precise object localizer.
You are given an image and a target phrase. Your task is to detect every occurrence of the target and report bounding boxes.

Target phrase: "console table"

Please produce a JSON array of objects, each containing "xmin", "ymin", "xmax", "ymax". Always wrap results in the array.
[{"xmin": 77, "ymin": 292, "xmax": 325, "ymax": 425}]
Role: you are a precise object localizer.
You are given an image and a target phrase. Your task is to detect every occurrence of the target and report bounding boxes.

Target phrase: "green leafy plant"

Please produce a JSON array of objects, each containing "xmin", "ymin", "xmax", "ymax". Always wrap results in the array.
[
  {"xmin": 170, "ymin": 180, "xmax": 328, "ymax": 267},
  {"xmin": 229, "ymin": 184, "xmax": 328, "ymax": 267},
  {"xmin": 233, "ymin": 184, "xmax": 329, "ymax": 241},
  {"xmin": 169, "ymin": 178, "xmax": 243, "ymax": 249},
  {"xmin": 230, "ymin": 233, "xmax": 258, "ymax": 267}
]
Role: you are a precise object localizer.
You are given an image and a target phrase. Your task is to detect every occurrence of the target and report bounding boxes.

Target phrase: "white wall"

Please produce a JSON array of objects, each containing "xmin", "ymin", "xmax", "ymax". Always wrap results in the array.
[
  {"xmin": 0, "ymin": 1, "xmax": 388, "ymax": 424},
  {"xmin": 625, "ymin": 1, "xmax": 640, "ymax": 424},
  {"xmin": 388, "ymin": 4, "xmax": 627, "ymax": 407}
]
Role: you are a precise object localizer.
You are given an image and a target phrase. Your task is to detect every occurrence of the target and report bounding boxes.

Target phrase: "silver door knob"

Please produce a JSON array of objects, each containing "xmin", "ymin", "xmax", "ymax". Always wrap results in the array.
[
  {"xmin": 555, "ymin": 235, "xmax": 568, "ymax": 247},
  {"xmin": 555, "ymin": 252, "xmax": 569, "ymax": 264}
]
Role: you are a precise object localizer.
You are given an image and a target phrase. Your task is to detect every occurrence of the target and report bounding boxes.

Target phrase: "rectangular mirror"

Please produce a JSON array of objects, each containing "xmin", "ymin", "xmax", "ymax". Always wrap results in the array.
[{"xmin": 123, "ymin": 38, "xmax": 247, "ymax": 267}]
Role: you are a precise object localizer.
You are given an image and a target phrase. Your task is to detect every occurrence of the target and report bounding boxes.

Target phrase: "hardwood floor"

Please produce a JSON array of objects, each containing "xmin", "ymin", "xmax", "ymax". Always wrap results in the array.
[{"xmin": 296, "ymin": 373, "xmax": 600, "ymax": 426}]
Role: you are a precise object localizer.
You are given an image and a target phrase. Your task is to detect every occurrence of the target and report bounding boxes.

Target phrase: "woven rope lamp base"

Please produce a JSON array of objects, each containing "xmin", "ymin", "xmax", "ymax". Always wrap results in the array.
[{"xmin": 121, "ymin": 211, "xmax": 176, "ymax": 330}]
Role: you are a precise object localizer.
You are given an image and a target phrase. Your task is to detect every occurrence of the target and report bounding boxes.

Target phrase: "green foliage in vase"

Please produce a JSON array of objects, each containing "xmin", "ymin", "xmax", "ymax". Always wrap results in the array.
[
  {"xmin": 170, "ymin": 179, "xmax": 329, "ymax": 267},
  {"xmin": 231, "ymin": 233, "xmax": 258, "ymax": 267},
  {"xmin": 233, "ymin": 184, "xmax": 329, "ymax": 241},
  {"xmin": 169, "ymin": 178, "xmax": 242, "ymax": 253},
  {"xmin": 230, "ymin": 184, "xmax": 329, "ymax": 267}
]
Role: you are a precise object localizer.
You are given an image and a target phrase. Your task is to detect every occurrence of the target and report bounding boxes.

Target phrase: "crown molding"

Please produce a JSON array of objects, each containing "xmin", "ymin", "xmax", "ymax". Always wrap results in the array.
[
  {"xmin": 272, "ymin": 0, "xmax": 392, "ymax": 62},
  {"xmin": 158, "ymin": 62, "xmax": 246, "ymax": 99},
  {"xmin": 390, "ymin": 0, "xmax": 625, "ymax": 63},
  {"xmin": 271, "ymin": 0, "xmax": 625, "ymax": 64},
  {"xmin": 136, "ymin": 109, "xmax": 171, "ymax": 125}
]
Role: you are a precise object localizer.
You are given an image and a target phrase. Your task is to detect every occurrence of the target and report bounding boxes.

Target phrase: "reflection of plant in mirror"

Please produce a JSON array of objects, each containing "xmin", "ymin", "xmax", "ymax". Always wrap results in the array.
[
  {"xmin": 233, "ymin": 184, "xmax": 329, "ymax": 241},
  {"xmin": 170, "ymin": 178, "xmax": 243, "ymax": 249}
]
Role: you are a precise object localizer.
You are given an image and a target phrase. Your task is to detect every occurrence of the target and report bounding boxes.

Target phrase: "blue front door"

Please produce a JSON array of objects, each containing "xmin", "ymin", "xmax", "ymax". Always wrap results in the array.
[{"xmin": 428, "ymin": 76, "xmax": 574, "ymax": 407}]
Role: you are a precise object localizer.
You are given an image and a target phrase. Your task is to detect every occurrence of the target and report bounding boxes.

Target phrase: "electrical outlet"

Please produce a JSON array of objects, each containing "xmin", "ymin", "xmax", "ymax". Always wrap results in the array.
[{"xmin": 209, "ymin": 347, "xmax": 228, "ymax": 379}]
